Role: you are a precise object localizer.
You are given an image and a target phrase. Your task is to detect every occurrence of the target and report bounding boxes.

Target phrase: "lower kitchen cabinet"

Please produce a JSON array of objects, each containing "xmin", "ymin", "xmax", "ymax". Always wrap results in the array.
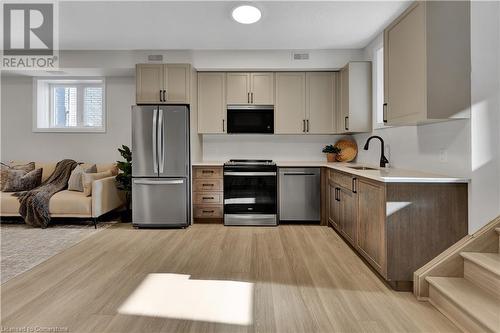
[
  {"xmin": 192, "ymin": 166, "xmax": 223, "ymax": 223},
  {"xmin": 356, "ymin": 178, "xmax": 386, "ymax": 277},
  {"xmin": 326, "ymin": 169, "xmax": 467, "ymax": 290},
  {"xmin": 338, "ymin": 186, "xmax": 357, "ymax": 247}
]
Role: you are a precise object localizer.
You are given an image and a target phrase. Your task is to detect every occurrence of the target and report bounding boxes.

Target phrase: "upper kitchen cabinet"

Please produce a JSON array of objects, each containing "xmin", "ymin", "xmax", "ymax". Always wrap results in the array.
[
  {"xmin": 136, "ymin": 63, "xmax": 191, "ymax": 104},
  {"xmin": 198, "ymin": 72, "xmax": 226, "ymax": 134},
  {"xmin": 226, "ymin": 72, "xmax": 274, "ymax": 105},
  {"xmin": 383, "ymin": 1, "xmax": 470, "ymax": 125},
  {"xmin": 306, "ymin": 72, "xmax": 336, "ymax": 134},
  {"xmin": 276, "ymin": 71, "xmax": 337, "ymax": 134},
  {"xmin": 275, "ymin": 72, "xmax": 306, "ymax": 134},
  {"xmin": 338, "ymin": 62, "xmax": 372, "ymax": 134}
]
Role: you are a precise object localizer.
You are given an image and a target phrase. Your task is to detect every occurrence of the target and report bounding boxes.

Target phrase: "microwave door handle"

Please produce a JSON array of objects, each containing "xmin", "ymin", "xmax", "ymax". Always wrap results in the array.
[{"xmin": 152, "ymin": 108, "xmax": 158, "ymax": 174}]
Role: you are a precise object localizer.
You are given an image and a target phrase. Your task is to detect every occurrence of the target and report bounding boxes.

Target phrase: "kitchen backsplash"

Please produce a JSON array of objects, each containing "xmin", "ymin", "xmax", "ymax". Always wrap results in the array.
[{"xmin": 202, "ymin": 134, "xmax": 348, "ymax": 161}]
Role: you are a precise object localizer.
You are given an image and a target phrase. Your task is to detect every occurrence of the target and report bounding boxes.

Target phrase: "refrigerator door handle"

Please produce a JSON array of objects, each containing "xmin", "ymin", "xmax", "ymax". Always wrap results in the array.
[
  {"xmin": 158, "ymin": 108, "xmax": 165, "ymax": 173},
  {"xmin": 134, "ymin": 179, "xmax": 184, "ymax": 185},
  {"xmin": 152, "ymin": 108, "xmax": 158, "ymax": 174}
]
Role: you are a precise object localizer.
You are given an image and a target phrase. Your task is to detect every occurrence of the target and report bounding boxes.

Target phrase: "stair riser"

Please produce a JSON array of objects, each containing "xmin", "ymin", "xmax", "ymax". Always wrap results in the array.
[
  {"xmin": 429, "ymin": 285, "xmax": 493, "ymax": 333},
  {"xmin": 464, "ymin": 260, "xmax": 500, "ymax": 299}
]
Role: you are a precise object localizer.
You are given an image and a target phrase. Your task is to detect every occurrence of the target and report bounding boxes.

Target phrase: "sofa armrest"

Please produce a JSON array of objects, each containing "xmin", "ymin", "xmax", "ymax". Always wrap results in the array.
[{"xmin": 92, "ymin": 176, "xmax": 124, "ymax": 218}]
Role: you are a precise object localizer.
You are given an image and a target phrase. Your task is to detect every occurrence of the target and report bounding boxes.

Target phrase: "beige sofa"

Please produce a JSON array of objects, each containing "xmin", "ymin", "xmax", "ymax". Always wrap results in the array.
[{"xmin": 0, "ymin": 161, "xmax": 124, "ymax": 227}]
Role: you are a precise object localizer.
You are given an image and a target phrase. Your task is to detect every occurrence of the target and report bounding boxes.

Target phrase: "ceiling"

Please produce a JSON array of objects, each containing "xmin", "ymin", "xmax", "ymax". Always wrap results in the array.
[{"xmin": 59, "ymin": 1, "xmax": 411, "ymax": 50}]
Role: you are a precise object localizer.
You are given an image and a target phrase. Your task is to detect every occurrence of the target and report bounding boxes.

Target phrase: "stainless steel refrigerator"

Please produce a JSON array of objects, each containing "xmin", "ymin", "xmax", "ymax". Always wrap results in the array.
[{"xmin": 131, "ymin": 105, "xmax": 190, "ymax": 228}]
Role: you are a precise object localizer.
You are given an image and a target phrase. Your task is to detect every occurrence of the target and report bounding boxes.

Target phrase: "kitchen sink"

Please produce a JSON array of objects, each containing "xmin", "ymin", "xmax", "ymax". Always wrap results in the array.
[{"xmin": 348, "ymin": 166, "xmax": 378, "ymax": 171}]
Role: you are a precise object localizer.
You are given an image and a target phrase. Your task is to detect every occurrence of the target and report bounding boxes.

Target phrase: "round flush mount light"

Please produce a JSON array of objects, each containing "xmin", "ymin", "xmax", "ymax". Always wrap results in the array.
[{"xmin": 232, "ymin": 5, "xmax": 262, "ymax": 24}]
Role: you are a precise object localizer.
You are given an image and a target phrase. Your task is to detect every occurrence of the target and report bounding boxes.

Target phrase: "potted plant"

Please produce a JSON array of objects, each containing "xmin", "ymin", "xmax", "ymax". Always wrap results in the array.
[
  {"xmin": 116, "ymin": 145, "xmax": 132, "ymax": 221},
  {"xmin": 322, "ymin": 144, "xmax": 341, "ymax": 162}
]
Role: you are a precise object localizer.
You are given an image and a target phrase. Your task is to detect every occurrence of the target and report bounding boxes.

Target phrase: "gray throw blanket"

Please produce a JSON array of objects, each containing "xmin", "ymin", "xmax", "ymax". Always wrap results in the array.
[{"xmin": 14, "ymin": 159, "xmax": 78, "ymax": 228}]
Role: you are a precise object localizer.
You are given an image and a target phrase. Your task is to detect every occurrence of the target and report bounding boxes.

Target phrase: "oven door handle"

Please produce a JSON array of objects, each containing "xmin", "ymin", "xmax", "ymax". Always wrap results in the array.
[{"xmin": 224, "ymin": 172, "xmax": 277, "ymax": 176}]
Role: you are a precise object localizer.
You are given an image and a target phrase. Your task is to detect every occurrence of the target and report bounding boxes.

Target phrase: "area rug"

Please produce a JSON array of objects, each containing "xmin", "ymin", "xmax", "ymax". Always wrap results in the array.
[{"xmin": 0, "ymin": 220, "xmax": 116, "ymax": 283}]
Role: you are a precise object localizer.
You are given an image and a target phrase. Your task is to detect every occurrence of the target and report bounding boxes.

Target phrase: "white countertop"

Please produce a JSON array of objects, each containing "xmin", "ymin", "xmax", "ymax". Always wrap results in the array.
[{"xmin": 192, "ymin": 160, "xmax": 469, "ymax": 183}]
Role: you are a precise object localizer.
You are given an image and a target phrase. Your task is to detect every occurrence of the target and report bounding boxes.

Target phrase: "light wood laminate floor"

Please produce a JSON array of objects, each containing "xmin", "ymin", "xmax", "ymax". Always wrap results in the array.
[{"xmin": 1, "ymin": 224, "xmax": 458, "ymax": 333}]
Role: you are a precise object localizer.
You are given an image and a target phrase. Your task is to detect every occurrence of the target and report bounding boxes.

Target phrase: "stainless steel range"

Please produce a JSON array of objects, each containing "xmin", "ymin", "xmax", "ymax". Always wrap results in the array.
[{"xmin": 223, "ymin": 160, "xmax": 278, "ymax": 226}]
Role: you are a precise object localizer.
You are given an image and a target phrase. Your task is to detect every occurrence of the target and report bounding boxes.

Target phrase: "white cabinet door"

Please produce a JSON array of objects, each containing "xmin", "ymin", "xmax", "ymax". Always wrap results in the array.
[
  {"xmin": 275, "ymin": 72, "xmax": 306, "ymax": 134},
  {"xmin": 306, "ymin": 72, "xmax": 336, "ymax": 134},
  {"xmin": 136, "ymin": 64, "xmax": 165, "ymax": 104},
  {"xmin": 339, "ymin": 66, "xmax": 350, "ymax": 132},
  {"xmin": 385, "ymin": 2, "xmax": 426, "ymax": 124},
  {"xmin": 198, "ymin": 72, "xmax": 226, "ymax": 134},
  {"xmin": 226, "ymin": 73, "xmax": 250, "ymax": 104},
  {"xmin": 166, "ymin": 64, "xmax": 190, "ymax": 104},
  {"xmin": 250, "ymin": 72, "xmax": 274, "ymax": 105}
]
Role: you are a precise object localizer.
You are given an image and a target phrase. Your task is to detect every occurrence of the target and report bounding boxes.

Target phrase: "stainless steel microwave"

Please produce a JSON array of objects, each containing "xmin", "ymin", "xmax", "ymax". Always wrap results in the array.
[{"xmin": 226, "ymin": 105, "xmax": 274, "ymax": 134}]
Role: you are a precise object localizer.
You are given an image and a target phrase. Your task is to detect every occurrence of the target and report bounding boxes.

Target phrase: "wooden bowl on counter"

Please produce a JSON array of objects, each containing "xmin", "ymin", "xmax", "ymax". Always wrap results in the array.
[{"xmin": 334, "ymin": 140, "xmax": 358, "ymax": 162}]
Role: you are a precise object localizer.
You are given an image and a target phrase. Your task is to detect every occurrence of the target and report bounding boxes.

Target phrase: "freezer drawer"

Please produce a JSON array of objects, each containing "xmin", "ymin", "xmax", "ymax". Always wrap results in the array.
[
  {"xmin": 132, "ymin": 178, "xmax": 188, "ymax": 227},
  {"xmin": 279, "ymin": 168, "xmax": 320, "ymax": 221}
]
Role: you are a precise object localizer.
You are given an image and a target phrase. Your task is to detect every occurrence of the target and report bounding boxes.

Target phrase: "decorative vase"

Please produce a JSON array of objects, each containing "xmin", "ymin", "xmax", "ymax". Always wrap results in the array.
[{"xmin": 326, "ymin": 153, "xmax": 336, "ymax": 162}]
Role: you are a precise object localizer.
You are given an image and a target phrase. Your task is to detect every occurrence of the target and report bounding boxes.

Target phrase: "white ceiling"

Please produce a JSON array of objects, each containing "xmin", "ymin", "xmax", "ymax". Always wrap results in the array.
[{"xmin": 59, "ymin": 1, "xmax": 411, "ymax": 50}]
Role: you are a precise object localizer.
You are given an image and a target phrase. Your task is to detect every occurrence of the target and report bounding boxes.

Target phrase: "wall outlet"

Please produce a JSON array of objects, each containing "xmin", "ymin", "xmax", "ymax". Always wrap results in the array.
[{"xmin": 439, "ymin": 149, "xmax": 448, "ymax": 163}]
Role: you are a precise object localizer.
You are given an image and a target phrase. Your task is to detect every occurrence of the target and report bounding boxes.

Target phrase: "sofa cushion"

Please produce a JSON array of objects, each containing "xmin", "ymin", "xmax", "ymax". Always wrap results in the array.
[
  {"xmin": 2, "ymin": 168, "xmax": 43, "ymax": 192},
  {"xmin": 10, "ymin": 161, "xmax": 117, "ymax": 183},
  {"xmin": 1, "ymin": 162, "xmax": 35, "ymax": 190},
  {"xmin": 0, "ymin": 190, "xmax": 91, "ymax": 216},
  {"xmin": 49, "ymin": 190, "xmax": 92, "ymax": 215},
  {"xmin": 68, "ymin": 164, "xmax": 96, "ymax": 192},
  {"xmin": 0, "ymin": 191, "xmax": 20, "ymax": 214}
]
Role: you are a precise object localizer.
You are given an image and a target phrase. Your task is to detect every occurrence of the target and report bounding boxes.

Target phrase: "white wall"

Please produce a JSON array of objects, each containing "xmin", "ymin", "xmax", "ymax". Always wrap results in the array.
[
  {"xmin": 469, "ymin": 0, "xmax": 500, "ymax": 233},
  {"xmin": 203, "ymin": 135, "xmax": 349, "ymax": 162},
  {"xmin": 1, "ymin": 75, "xmax": 134, "ymax": 163}
]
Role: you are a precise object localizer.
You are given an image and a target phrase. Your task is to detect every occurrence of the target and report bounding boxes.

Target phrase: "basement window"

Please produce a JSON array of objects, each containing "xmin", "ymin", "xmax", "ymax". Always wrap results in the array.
[{"xmin": 34, "ymin": 78, "xmax": 106, "ymax": 132}]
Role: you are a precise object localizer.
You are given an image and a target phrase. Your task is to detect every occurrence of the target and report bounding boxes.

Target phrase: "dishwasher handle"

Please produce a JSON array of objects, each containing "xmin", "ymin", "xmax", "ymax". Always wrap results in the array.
[{"xmin": 283, "ymin": 172, "xmax": 317, "ymax": 176}]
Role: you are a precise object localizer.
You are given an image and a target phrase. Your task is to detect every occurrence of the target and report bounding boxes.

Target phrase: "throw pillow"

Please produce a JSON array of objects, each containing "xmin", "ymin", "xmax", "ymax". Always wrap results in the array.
[
  {"xmin": 2, "ymin": 168, "xmax": 43, "ymax": 192},
  {"xmin": 68, "ymin": 164, "xmax": 97, "ymax": 192},
  {"xmin": 82, "ymin": 170, "xmax": 113, "ymax": 196},
  {"xmin": 0, "ymin": 162, "xmax": 35, "ymax": 191}
]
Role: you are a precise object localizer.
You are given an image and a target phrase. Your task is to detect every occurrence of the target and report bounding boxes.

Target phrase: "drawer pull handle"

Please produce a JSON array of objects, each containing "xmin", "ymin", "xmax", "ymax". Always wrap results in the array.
[
  {"xmin": 202, "ymin": 170, "xmax": 214, "ymax": 173},
  {"xmin": 202, "ymin": 210, "xmax": 215, "ymax": 213},
  {"xmin": 202, "ymin": 197, "xmax": 215, "ymax": 200},
  {"xmin": 202, "ymin": 184, "xmax": 214, "ymax": 186}
]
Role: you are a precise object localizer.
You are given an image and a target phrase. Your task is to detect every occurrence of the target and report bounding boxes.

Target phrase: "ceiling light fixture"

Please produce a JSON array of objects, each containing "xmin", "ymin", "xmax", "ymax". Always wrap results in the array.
[{"xmin": 232, "ymin": 5, "xmax": 262, "ymax": 24}]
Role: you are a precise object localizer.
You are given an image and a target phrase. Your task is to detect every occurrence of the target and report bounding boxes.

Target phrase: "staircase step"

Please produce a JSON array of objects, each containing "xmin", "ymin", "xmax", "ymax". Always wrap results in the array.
[
  {"xmin": 426, "ymin": 277, "xmax": 500, "ymax": 333},
  {"xmin": 461, "ymin": 252, "xmax": 500, "ymax": 299}
]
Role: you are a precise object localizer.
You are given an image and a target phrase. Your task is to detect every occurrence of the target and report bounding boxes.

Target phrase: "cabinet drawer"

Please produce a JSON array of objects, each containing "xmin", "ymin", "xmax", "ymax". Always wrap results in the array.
[
  {"xmin": 331, "ymin": 170, "xmax": 354, "ymax": 190},
  {"xmin": 194, "ymin": 205, "xmax": 223, "ymax": 218},
  {"xmin": 194, "ymin": 167, "xmax": 222, "ymax": 179},
  {"xmin": 194, "ymin": 192, "xmax": 222, "ymax": 205},
  {"xmin": 194, "ymin": 179, "xmax": 223, "ymax": 191}
]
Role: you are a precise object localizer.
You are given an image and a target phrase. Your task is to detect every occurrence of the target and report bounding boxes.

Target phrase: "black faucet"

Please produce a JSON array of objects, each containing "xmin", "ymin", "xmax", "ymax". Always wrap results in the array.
[{"xmin": 363, "ymin": 136, "xmax": 389, "ymax": 168}]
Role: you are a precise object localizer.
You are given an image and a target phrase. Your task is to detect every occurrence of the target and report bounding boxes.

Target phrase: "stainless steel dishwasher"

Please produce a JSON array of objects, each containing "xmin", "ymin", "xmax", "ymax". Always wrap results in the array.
[{"xmin": 279, "ymin": 168, "xmax": 320, "ymax": 222}]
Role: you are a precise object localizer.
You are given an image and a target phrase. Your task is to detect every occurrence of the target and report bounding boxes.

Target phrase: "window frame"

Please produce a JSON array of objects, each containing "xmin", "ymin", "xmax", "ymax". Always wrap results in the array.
[{"xmin": 33, "ymin": 77, "xmax": 106, "ymax": 133}]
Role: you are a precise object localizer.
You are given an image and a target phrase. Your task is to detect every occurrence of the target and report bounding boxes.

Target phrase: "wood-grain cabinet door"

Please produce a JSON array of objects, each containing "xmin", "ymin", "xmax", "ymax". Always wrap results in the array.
[
  {"xmin": 339, "ymin": 186, "xmax": 357, "ymax": 246},
  {"xmin": 198, "ymin": 72, "xmax": 226, "ymax": 133},
  {"xmin": 328, "ymin": 181, "xmax": 340, "ymax": 230},
  {"xmin": 306, "ymin": 72, "xmax": 335, "ymax": 134},
  {"xmin": 275, "ymin": 72, "xmax": 306, "ymax": 134},
  {"xmin": 226, "ymin": 73, "xmax": 250, "ymax": 104},
  {"xmin": 166, "ymin": 64, "xmax": 190, "ymax": 104},
  {"xmin": 250, "ymin": 73, "xmax": 274, "ymax": 105},
  {"xmin": 136, "ymin": 64, "xmax": 165, "ymax": 104},
  {"xmin": 356, "ymin": 178, "xmax": 386, "ymax": 277}
]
